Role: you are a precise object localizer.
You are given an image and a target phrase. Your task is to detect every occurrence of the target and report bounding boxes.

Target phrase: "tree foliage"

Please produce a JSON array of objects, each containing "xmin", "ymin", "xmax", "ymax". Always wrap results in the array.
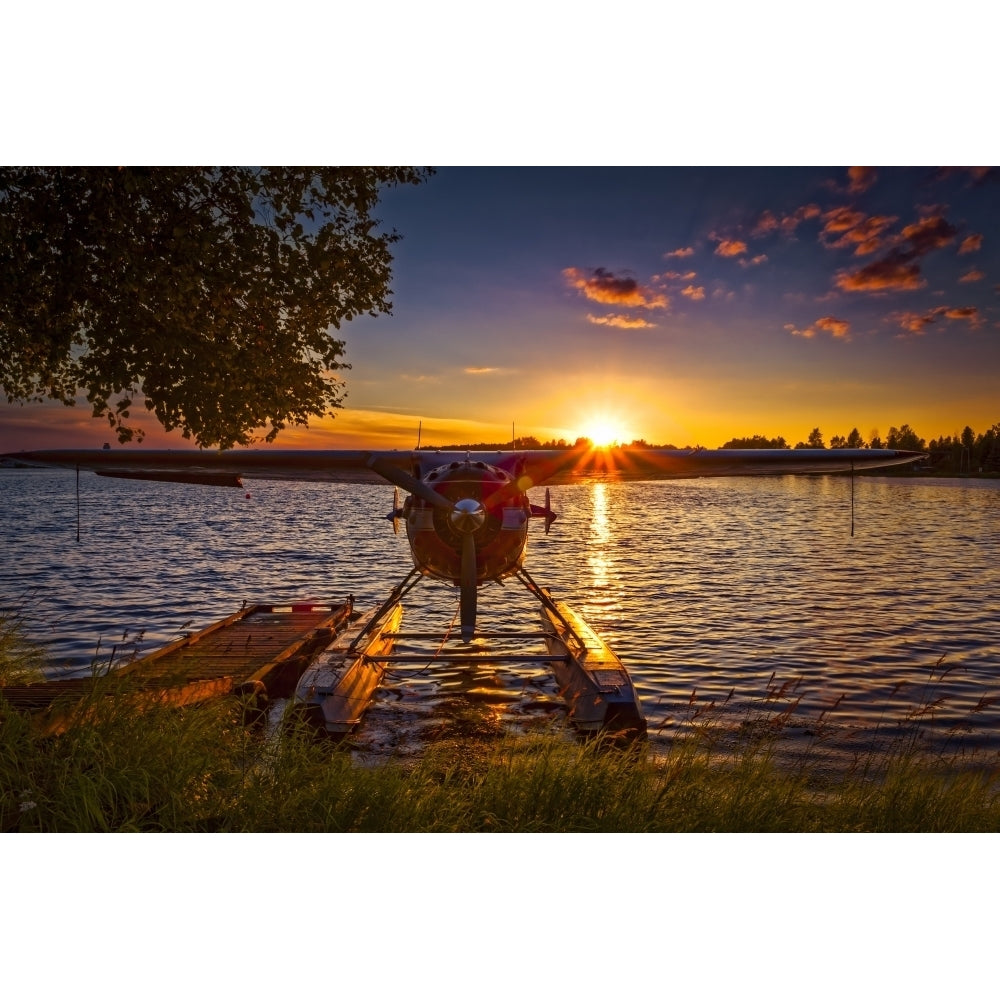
[
  {"xmin": 720, "ymin": 434, "xmax": 789, "ymax": 449},
  {"xmin": 928, "ymin": 422, "xmax": 1000, "ymax": 473},
  {"xmin": 886, "ymin": 424, "xmax": 926, "ymax": 452},
  {"xmin": 0, "ymin": 166, "xmax": 431, "ymax": 448}
]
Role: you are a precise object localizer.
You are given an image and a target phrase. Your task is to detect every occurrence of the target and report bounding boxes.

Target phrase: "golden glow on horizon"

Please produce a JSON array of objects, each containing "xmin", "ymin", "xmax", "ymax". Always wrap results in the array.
[
  {"xmin": 578, "ymin": 415, "xmax": 630, "ymax": 448},
  {"xmin": 5, "ymin": 394, "xmax": 996, "ymax": 455}
]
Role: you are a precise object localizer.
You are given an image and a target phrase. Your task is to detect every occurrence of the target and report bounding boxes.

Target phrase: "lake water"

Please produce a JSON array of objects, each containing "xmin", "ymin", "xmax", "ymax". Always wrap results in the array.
[{"xmin": 2, "ymin": 467, "xmax": 998, "ymax": 765}]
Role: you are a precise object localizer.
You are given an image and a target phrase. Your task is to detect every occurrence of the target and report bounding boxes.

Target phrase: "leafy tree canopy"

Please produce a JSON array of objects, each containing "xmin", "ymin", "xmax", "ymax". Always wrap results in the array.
[
  {"xmin": 720, "ymin": 434, "xmax": 789, "ymax": 449},
  {"xmin": 0, "ymin": 166, "xmax": 431, "ymax": 448},
  {"xmin": 886, "ymin": 424, "xmax": 926, "ymax": 452}
]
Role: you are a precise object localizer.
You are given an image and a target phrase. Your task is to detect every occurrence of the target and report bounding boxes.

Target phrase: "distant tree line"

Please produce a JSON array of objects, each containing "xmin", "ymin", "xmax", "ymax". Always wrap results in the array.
[
  {"xmin": 926, "ymin": 424, "xmax": 1000, "ymax": 474},
  {"xmin": 419, "ymin": 435, "xmax": 695, "ymax": 450},
  {"xmin": 420, "ymin": 421, "xmax": 1000, "ymax": 474},
  {"xmin": 720, "ymin": 422, "xmax": 1000, "ymax": 474},
  {"xmin": 419, "ymin": 436, "xmax": 592, "ymax": 451},
  {"xmin": 721, "ymin": 426, "xmax": 922, "ymax": 449}
]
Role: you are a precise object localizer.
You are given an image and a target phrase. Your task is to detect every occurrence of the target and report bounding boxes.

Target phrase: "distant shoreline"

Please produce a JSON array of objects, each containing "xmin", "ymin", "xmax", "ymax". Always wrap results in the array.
[{"xmin": 3, "ymin": 460, "xmax": 997, "ymax": 480}]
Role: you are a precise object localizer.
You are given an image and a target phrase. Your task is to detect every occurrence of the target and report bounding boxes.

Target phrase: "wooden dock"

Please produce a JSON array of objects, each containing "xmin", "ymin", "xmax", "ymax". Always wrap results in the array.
[
  {"xmin": 1, "ymin": 601, "xmax": 353, "ymax": 735},
  {"xmin": 3, "ymin": 593, "xmax": 646, "ymax": 741}
]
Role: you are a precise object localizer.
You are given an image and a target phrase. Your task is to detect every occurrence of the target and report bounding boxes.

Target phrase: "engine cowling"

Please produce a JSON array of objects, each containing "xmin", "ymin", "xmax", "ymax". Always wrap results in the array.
[{"xmin": 404, "ymin": 460, "xmax": 530, "ymax": 585}]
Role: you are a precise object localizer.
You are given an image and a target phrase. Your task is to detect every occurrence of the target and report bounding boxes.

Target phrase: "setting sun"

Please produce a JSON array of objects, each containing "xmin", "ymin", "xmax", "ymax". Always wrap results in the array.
[{"xmin": 579, "ymin": 416, "xmax": 629, "ymax": 448}]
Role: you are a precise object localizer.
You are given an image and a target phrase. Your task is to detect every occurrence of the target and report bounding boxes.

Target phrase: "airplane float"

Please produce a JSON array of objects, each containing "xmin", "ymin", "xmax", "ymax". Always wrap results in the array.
[{"xmin": 4, "ymin": 444, "xmax": 925, "ymax": 737}]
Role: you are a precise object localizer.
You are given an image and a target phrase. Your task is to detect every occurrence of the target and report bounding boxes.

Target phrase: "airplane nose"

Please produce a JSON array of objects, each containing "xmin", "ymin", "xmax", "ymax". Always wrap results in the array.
[{"xmin": 450, "ymin": 497, "xmax": 486, "ymax": 534}]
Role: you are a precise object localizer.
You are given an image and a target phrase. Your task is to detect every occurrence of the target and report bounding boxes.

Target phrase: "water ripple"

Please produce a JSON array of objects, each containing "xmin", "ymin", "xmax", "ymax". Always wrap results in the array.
[{"xmin": 2, "ymin": 469, "xmax": 998, "ymax": 757}]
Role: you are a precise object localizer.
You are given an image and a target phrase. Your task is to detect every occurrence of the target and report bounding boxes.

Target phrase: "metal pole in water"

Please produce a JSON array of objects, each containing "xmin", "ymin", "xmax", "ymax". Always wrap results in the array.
[
  {"xmin": 850, "ymin": 460, "xmax": 855, "ymax": 538},
  {"xmin": 76, "ymin": 465, "xmax": 80, "ymax": 543}
]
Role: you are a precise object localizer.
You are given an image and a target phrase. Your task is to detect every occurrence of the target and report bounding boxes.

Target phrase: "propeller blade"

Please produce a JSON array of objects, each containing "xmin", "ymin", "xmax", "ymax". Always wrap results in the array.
[
  {"xmin": 368, "ymin": 456, "xmax": 453, "ymax": 511},
  {"xmin": 485, "ymin": 444, "xmax": 592, "ymax": 506},
  {"xmin": 391, "ymin": 486, "xmax": 400, "ymax": 535},
  {"xmin": 480, "ymin": 451, "xmax": 581, "ymax": 511},
  {"xmin": 481, "ymin": 476, "xmax": 525, "ymax": 511},
  {"xmin": 460, "ymin": 530, "xmax": 477, "ymax": 641}
]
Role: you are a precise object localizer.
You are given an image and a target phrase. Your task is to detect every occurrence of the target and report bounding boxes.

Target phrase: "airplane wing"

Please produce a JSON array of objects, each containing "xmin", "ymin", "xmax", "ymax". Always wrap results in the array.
[{"xmin": 2, "ymin": 445, "xmax": 926, "ymax": 488}]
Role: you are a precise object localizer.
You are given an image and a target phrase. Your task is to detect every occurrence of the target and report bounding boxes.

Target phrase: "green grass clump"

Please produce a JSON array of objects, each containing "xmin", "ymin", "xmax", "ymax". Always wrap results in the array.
[
  {"xmin": 4, "ymin": 691, "xmax": 1000, "ymax": 832},
  {"xmin": 815, "ymin": 756, "xmax": 1000, "ymax": 832},
  {"xmin": 3, "ymin": 615, "xmax": 1000, "ymax": 832},
  {"xmin": 0, "ymin": 610, "xmax": 46, "ymax": 685}
]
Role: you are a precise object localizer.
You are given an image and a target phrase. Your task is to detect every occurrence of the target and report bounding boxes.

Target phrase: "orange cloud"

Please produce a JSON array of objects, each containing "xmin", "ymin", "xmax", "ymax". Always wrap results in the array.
[
  {"xmin": 782, "ymin": 204, "xmax": 821, "ymax": 236},
  {"xmin": 847, "ymin": 166, "xmax": 877, "ymax": 194},
  {"xmin": 959, "ymin": 268, "xmax": 985, "ymax": 283},
  {"xmin": 739, "ymin": 254, "xmax": 768, "ymax": 268},
  {"xmin": 680, "ymin": 285, "xmax": 705, "ymax": 301},
  {"xmin": 662, "ymin": 270, "xmax": 696, "ymax": 281},
  {"xmin": 786, "ymin": 317, "xmax": 851, "ymax": 341},
  {"xmin": 714, "ymin": 238, "xmax": 747, "ymax": 258},
  {"xmin": 959, "ymin": 233, "xmax": 983, "ymax": 254},
  {"xmin": 586, "ymin": 313, "xmax": 657, "ymax": 329},
  {"xmin": 753, "ymin": 204, "xmax": 824, "ymax": 241},
  {"xmin": 941, "ymin": 306, "xmax": 982, "ymax": 325},
  {"xmin": 784, "ymin": 323, "xmax": 815, "ymax": 339},
  {"xmin": 900, "ymin": 215, "xmax": 958, "ymax": 255},
  {"xmin": 664, "ymin": 247, "xmax": 695, "ymax": 258},
  {"xmin": 752, "ymin": 210, "xmax": 779, "ymax": 237},
  {"xmin": 464, "ymin": 367, "xmax": 514, "ymax": 375},
  {"xmin": 822, "ymin": 206, "xmax": 866, "ymax": 234},
  {"xmin": 892, "ymin": 305, "xmax": 984, "ymax": 336},
  {"xmin": 834, "ymin": 214, "xmax": 958, "ymax": 293},
  {"xmin": 563, "ymin": 267, "xmax": 667, "ymax": 309},
  {"xmin": 894, "ymin": 311, "xmax": 937, "ymax": 335},
  {"xmin": 822, "ymin": 209, "xmax": 897, "ymax": 256},
  {"xmin": 815, "ymin": 315, "xmax": 851, "ymax": 340},
  {"xmin": 835, "ymin": 256, "xmax": 926, "ymax": 292}
]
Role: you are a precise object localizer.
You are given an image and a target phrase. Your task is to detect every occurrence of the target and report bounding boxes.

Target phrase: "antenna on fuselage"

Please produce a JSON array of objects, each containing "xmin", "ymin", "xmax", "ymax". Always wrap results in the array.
[{"xmin": 416, "ymin": 420, "xmax": 422, "ymax": 450}]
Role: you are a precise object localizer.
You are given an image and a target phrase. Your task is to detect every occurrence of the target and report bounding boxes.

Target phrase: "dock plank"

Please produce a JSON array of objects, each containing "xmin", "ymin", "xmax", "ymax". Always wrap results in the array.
[{"xmin": 1, "ymin": 601, "xmax": 353, "ymax": 734}]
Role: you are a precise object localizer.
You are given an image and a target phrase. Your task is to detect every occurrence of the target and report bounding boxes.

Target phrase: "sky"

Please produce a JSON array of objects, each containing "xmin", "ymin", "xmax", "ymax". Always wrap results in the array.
[{"xmin": 3, "ymin": 165, "xmax": 997, "ymax": 453}]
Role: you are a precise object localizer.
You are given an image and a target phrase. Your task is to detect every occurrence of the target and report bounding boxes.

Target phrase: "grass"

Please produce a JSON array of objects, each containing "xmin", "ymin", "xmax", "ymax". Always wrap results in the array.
[
  {"xmin": 3, "ymin": 618, "xmax": 1000, "ymax": 832},
  {"xmin": 0, "ymin": 609, "xmax": 47, "ymax": 686}
]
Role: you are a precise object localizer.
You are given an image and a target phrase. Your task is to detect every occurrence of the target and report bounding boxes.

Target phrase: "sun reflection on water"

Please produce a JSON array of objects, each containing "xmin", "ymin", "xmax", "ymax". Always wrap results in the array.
[
  {"xmin": 588, "ymin": 481, "xmax": 611, "ymax": 589},
  {"xmin": 581, "ymin": 481, "xmax": 627, "ymax": 626}
]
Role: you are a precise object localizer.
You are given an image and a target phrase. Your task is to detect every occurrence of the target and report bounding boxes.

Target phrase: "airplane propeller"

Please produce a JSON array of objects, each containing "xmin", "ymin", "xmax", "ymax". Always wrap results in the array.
[
  {"xmin": 452, "ymin": 498, "xmax": 485, "ymax": 641},
  {"xmin": 369, "ymin": 455, "xmax": 487, "ymax": 641},
  {"xmin": 368, "ymin": 456, "xmax": 453, "ymax": 511},
  {"xmin": 389, "ymin": 486, "xmax": 401, "ymax": 535}
]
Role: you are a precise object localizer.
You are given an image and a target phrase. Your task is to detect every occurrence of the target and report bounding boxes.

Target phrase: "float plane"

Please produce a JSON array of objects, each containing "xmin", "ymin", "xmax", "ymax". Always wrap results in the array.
[{"xmin": 4, "ymin": 444, "xmax": 925, "ymax": 735}]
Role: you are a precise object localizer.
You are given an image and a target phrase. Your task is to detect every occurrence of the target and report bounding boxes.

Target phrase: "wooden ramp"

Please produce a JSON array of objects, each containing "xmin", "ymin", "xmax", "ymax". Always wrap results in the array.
[{"xmin": 1, "ymin": 601, "xmax": 353, "ymax": 735}]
